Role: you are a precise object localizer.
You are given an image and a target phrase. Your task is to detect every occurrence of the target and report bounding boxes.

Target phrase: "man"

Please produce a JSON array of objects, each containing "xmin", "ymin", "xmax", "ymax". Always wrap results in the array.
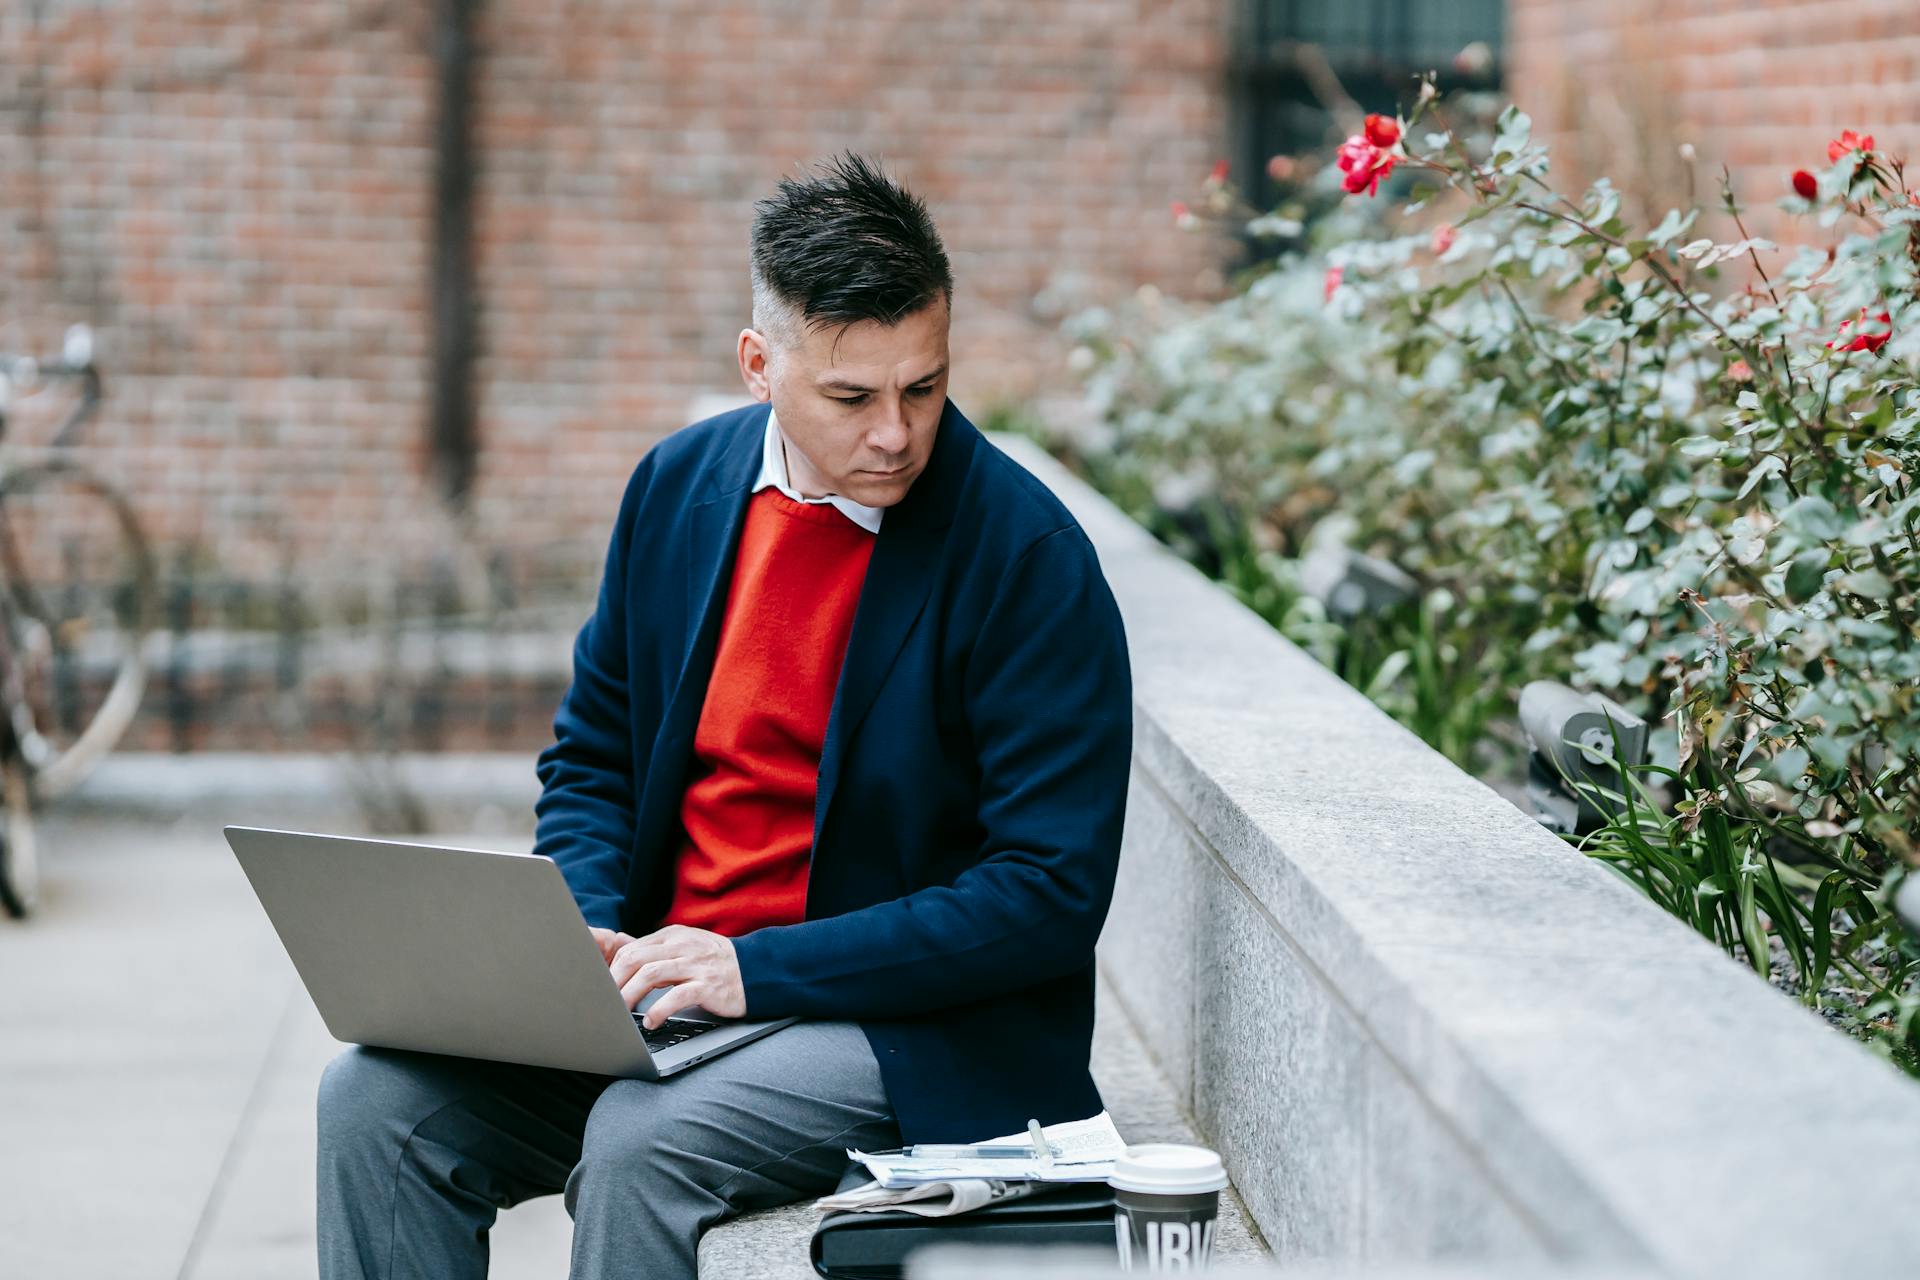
[{"xmin": 314, "ymin": 151, "xmax": 1133, "ymax": 1280}]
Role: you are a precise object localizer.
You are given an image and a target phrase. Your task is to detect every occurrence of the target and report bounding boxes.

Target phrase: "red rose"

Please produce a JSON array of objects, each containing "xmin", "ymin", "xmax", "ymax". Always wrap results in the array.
[
  {"xmin": 1208, "ymin": 158, "xmax": 1229, "ymax": 185},
  {"xmin": 1363, "ymin": 113, "xmax": 1400, "ymax": 148},
  {"xmin": 1791, "ymin": 169, "xmax": 1818, "ymax": 200},
  {"xmin": 1826, "ymin": 306, "xmax": 1893, "ymax": 354},
  {"xmin": 1335, "ymin": 135, "xmax": 1396, "ymax": 197},
  {"xmin": 1826, "ymin": 130, "xmax": 1875, "ymax": 163},
  {"xmin": 1323, "ymin": 265, "xmax": 1343, "ymax": 302}
]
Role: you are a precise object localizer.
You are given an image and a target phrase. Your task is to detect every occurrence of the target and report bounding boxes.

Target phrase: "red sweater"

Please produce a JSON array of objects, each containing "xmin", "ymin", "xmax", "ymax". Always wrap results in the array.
[{"xmin": 659, "ymin": 485, "xmax": 877, "ymax": 936}]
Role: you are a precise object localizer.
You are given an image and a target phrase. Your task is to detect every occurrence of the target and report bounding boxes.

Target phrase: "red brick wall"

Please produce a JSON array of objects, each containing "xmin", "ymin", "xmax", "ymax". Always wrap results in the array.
[
  {"xmin": 1, "ymin": 2, "xmax": 1234, "ymax": 589},
  {"xmin": 1506, "ymin": 0, "xmax": 1920, "ymax": 237}
]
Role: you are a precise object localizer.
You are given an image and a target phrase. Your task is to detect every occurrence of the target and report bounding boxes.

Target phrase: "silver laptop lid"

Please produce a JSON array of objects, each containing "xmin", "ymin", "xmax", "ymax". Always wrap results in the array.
[{"xmin": 225, "ymin": 826, "xmax": 663, "ymax": 1077}]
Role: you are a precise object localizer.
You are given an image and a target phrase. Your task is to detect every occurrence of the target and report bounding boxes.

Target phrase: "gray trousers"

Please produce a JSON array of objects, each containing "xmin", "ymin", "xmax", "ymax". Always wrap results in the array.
[{"xmin": 316, "ymin": 1020, "xmax": 899, "ymax": 1280}]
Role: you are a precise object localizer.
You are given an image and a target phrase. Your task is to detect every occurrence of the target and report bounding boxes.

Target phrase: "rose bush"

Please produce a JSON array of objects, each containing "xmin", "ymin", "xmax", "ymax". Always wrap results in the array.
[{"xmin": 1046, "ymin": 86, "xmax": 1920, "ymax": 1071}]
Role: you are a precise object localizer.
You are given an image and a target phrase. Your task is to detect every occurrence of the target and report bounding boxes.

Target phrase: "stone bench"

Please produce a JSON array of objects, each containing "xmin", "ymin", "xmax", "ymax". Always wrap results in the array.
[
  {"xmin": 988, "ymin": 432, "xmax": 1920, "ymax": 1273},
  {"xmin": 694, "ymin": 969, "xmax": 1270, "ymax": 1277}
]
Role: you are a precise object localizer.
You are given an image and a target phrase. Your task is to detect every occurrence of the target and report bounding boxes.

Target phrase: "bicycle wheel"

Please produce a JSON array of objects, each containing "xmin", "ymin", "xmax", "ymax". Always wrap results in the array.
[
  {"xmin": 0, "ymin": 455, "xmax": 157, "ymax": 802},
  {"xmin": 0, "ymin": 756, "xmax": 38, "ymax": 918}
]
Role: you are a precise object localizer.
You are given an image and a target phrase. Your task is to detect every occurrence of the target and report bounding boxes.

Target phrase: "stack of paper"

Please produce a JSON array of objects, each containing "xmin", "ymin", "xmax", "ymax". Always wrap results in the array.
[
  {"xmin": 815, "ymin": 1112, "xmax": 1125, "ymax": 1218},
  {"xmin": 813, "ymin": 1176, "xmax": 1045, "ymax": 1218}
]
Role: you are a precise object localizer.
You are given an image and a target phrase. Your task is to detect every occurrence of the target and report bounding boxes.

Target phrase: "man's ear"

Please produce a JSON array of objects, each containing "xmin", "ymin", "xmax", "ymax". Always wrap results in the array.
[{"xmin": 738, "ymin": 328, "xmax": 772, "ymax": 400}]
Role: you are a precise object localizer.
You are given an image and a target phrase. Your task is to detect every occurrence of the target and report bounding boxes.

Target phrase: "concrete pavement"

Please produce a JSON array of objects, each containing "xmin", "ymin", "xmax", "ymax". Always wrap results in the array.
[{"xmin": 0, "ymin": 814, "xmax": 572, "ymax": 1279}]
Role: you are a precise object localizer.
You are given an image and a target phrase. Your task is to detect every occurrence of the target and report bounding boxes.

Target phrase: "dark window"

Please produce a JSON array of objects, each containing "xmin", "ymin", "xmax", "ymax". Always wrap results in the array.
[{"xmin": 1228, "ymin": 0, "xmax": 1504, "ymax": 214}]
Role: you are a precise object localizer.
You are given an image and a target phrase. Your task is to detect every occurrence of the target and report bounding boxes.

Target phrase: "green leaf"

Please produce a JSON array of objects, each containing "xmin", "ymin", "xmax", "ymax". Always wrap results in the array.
[
  {"xmin": 1785, "ymin": 548, "xmax": 1829, "ymax": 602},
  {"xmin": 1493, "ymin": 106, "xmax": 1533, "ymax": 162},
  {"xmin": 1569, "ymin": 314, "xmax": 1628, "ymax": 346},
  {"xmin": 1779, "ymin": 494, "xmax": 1846, "ymax": 540},
  {"xmin": 1835, "ymin": 567, "xmax": 1894, "ymax": 598},
  {"xmin": 1809, "ymin": 872, "xmax": 1846, "ymax": 996},
  {"xmin": 1647, "ymin": 207, "xmax": 1698, "ymax": 248},
  {"xmin": 1736, "ymin": 454, "xmax": 1785, "ymax": 499}
]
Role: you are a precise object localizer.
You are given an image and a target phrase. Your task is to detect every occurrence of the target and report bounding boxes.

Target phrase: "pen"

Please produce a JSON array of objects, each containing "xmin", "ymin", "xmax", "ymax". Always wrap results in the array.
[
  {"xmin": 870, "ymin": 1117, "xmax": 1063, "ymax": 1160},
  {"xmin": 1028, "ymin": 1117, "xmax": 1055, "ymax": 1170},
  {"xmin": 880, "ymin": 1142, "xmax": 1062, "ymax": 1158}
]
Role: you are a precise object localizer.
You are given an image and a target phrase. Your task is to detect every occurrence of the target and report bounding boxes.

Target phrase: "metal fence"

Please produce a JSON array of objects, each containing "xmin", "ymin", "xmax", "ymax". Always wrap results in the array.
[{"xmin": 51, "ymin": 540, "xmax": 596, "ymax": 757}]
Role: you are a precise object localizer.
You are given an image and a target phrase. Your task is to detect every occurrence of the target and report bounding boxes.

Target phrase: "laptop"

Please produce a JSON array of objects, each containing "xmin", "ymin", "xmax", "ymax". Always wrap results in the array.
[{"xmin": 224, "ymin": 825, "xmax": 801, "ymax": 1079}]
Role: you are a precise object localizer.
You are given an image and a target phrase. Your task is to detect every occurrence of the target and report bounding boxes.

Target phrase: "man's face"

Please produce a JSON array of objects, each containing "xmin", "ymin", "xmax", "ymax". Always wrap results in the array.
[{"xmin": 738, "ymin": 296, "xmax": 951, "ymax": 508}]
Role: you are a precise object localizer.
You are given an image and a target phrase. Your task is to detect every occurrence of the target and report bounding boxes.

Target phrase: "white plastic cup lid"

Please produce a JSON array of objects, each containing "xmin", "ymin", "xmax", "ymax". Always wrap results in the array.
[{"xmin": 1108, "ymin": 1142, "xmax": 1228, "ymax": 1194}]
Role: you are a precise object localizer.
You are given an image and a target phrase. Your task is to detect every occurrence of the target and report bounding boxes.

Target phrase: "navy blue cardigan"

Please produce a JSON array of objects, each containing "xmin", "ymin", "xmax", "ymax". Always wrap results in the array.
[{"xmin": 531, "ymin": 396, "xmax": 1134, "ymax": 1143}]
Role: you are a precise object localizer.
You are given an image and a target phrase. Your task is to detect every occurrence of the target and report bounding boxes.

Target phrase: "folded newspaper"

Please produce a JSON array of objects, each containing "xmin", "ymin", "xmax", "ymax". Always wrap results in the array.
[{"xmin": 814, "ymin": 1111, "xmax": 1125, "ymax": 1218}]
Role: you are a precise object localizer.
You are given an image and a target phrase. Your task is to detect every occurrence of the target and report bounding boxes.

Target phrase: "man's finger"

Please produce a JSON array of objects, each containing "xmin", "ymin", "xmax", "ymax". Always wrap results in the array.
[
  {"xmin": 620, "ymin": 960, "xmax": 688, "ymax": 1011},
  {"xmin": 638, "ymin": 981, "xmax": 708, "ymax": 1029},
  {"xmin": 614, "ymin": 936, "xmax": 674, "ymax": 964},
  {"xmin": 610, "ymin": 939, "xmax": 675, "ymax": 985}
]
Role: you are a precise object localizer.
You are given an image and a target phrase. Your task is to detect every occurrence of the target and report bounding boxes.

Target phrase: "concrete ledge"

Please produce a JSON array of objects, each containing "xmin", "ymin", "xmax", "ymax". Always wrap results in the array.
[
  {"xmin": 990, "ymin": 434, "xmax": 1920, "ymax": 1278},
  {"xmin": 695, "ymin": 970, "xmax": 1269, "ymax": 1278},
  {"xmin": 907, "ymin": 1252, "xmax": 1662, "ymax": 1280}
]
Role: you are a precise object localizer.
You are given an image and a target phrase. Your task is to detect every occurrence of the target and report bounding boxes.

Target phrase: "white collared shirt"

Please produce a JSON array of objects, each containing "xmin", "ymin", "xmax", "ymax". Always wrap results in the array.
[{"xmin": 752, "ymin": 403, "xmax": 886, "ymax": 534}]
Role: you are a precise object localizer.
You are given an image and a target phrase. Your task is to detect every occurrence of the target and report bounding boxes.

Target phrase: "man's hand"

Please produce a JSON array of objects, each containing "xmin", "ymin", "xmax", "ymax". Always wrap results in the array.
[
  {"xmin": 604, "ymin": 924, "xmax": 746, "ymax": 1028},
  {"xmin": 588, "ymin": 926, "xmax": 636, "ymax": 964}
]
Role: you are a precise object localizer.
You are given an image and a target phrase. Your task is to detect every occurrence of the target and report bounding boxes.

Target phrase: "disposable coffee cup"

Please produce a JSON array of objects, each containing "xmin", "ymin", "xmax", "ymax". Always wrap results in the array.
[{"xmin": 1109, "ymin": 1142, "xmax": 1227, "ymax": 1272}]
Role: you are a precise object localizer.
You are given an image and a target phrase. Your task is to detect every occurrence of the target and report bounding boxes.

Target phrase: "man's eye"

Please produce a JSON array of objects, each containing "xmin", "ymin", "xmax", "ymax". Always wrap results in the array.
[{"xmin": 831, "ymin": 385, "xmax": 937, "ymax": 406}]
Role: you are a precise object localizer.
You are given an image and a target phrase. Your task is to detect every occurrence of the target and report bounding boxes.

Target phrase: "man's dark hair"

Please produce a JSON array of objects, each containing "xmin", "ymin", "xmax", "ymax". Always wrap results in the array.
[{"xmin": 749, "ymin": 151, "xmax": 953, "ymax": 358}]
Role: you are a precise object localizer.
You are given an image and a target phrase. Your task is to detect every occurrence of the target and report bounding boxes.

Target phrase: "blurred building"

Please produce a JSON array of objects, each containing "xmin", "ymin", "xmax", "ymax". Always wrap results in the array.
[
  {"xmin": 1508, "ymin": 0, "xmax": 1920, "ymax": 235},
  {"xmin": 1, "ymin": 1, "xmax": 1231, "ymax": 588},
  {"xmin": 2, "ymin": 1, "xmax": 1914, "ymax": 753}
]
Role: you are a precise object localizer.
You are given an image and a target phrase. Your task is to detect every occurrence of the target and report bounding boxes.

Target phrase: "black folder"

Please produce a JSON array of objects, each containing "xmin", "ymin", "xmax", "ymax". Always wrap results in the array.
[{"xmin": 809, "ymin": 1162, "xmax": 1116, "ymax": 1279}]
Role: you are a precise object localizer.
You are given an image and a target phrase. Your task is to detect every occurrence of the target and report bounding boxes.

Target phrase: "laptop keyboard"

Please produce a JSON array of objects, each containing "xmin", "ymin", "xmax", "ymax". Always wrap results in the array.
[{"xmin": 633, "ymin": 1014, "xmax": 724, "ymax": 1053}]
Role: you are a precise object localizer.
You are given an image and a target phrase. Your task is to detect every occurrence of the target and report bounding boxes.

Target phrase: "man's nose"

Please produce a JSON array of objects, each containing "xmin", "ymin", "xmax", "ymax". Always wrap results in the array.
[{"xmin": 867, "ymin": 400, "xmax": 911, "ymax": 454}]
